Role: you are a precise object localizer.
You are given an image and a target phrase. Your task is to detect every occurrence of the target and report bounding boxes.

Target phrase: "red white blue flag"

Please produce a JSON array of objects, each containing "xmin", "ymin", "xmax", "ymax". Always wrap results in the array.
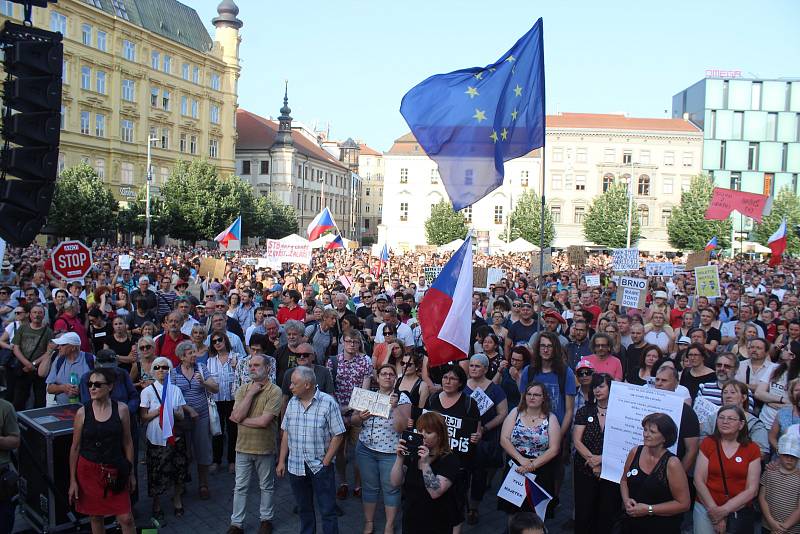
[
  {"xmin": 418, "ymin": 234, "xmax": 473, "ymax": 366},
  {"xmin": 307, "ymin": 207, "xmax": 336, "ymax": 241},
  {"xmin": 325, "ymin": 234, "xmax": 345, "ymax": 250},
  {"xmin": 704, "ymin": 236, "xmax": 717, "ymax": 252},
  {"xmin": 768, "ymin": 218, "xmax": 787, "ymax": 267},
  {"xmin": 214, "ymin": 215, "xmax": 241, "ymax": 251}
]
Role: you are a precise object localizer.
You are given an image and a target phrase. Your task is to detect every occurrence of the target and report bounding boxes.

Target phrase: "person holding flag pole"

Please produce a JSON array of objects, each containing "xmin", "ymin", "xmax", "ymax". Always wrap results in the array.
[{"xmin": 139, "ymin": 356, "xmax": 189, "ymax": 526}]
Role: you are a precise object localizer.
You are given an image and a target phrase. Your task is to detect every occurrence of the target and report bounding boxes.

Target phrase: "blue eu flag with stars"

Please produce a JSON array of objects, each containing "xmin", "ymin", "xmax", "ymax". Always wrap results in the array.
[{"xmin": 400, "ymin": 19, "xmax": 545, "ymax": 211}]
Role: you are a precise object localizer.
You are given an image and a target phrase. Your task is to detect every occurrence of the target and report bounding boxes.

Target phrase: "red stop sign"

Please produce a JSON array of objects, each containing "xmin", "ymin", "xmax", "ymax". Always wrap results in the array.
[{"xmin": 51, "ymin": 240, "xmax": 93, "ymax": 281}]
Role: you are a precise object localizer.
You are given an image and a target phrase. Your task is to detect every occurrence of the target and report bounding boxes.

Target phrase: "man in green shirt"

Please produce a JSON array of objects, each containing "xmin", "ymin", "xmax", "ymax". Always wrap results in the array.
[
  {"xmin": 0, "ymin": 398, "xmax": 20, "ymax": 532},
  {"xmin": 11, "ymin": 304, "xmax": 53, "ymax": 410}
]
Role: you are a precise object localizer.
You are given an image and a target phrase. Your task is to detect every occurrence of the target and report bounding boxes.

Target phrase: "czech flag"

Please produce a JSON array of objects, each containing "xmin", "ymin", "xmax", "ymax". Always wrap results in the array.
[
  {"xmin": 214, "ymin": 216, "xmax": 241, "ymax": 248},
  {"xmin": 418, "ymin": 234, "xmax": 473, "ymax": 367},
  {"xmin": 307, "ymin": 207, "xmax": 336, "ymax": 240},
  {"xmin": 376, "ymin": 243, "xmax": 389, "ymax": 277},
  {"xmin": 158, "ymin": 370, "xmax": 175, "ymax": 446},
  {"xmin": 768, "ymin": 218, "xmax": 787, "ymax": 267},
  {"xmin": 524, "ymin": 476, "xmax": 553, "ymax": 520},
  {"xmin": 325, "ymin": 234, "xmax": 345, "ymax": 250},
  {"xmin": 704, "ymin": 236, "xmax": 717, "ymax": 252}
]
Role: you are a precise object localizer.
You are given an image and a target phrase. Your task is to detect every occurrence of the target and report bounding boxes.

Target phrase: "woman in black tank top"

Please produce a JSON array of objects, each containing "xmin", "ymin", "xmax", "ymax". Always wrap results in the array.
[
  {"xmin": 620, "ymin": 413, "xmax": 691, "ymax": 534},
  {"xmin": 68, "ymin": 368, "xmax": 136, "ymax": 533},
  {"xmin": 396, "ymin": 352, "xmax": 429, "ymax": 409}
]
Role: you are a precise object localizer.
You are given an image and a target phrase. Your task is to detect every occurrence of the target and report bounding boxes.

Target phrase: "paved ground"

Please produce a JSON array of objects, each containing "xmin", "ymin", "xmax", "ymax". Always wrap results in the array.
[{"xmin": 13, "ymin": 455, "xmax": 576, "ymax": 533}]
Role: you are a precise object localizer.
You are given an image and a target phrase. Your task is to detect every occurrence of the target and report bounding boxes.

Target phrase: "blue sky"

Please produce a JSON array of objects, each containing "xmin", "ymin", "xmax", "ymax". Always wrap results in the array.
[{"xmin": 196, "ymin": 0, "xmax": 800, "ymax": 152}]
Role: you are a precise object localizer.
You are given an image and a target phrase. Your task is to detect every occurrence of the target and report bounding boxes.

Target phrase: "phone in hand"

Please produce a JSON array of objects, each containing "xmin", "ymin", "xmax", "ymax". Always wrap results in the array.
[{"xmin": 401, "ymin": 430, "xmax": 423, "ymax": 456}]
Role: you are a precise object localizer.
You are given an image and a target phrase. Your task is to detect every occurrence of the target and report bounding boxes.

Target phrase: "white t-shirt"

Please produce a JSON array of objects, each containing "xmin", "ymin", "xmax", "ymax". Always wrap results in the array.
[
  {"xmin": 758, "ymin": 371, "xmax": 788, "ymax": 430},
  {"xmin": 140, "ymin": 381, "xmax": 186, "ymax": 446},
  {"xmin": 374, "ymin": 321, "xmax": 414, "ymax": 347}
]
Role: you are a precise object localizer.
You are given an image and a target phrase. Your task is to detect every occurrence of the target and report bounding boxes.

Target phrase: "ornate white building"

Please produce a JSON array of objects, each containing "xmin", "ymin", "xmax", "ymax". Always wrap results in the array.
[{"xmin": 379, "ymin": 113, "xmax": 703, "ymax": 252}]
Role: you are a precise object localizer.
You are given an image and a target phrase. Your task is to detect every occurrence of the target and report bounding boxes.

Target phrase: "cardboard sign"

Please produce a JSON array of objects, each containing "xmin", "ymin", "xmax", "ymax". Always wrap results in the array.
[
  {"xmin": 473, "ymin": 267, "xmax": 488, "ymax": 289},
  {"xmin": 199, "ymin": 257, "xmax": 226, "ymax": 281},
  {"xmin": 645, "ymin": 262, "xmax": 674, "ymax": 277},
  {"xmin": 612, "ymin": 248, "xmax": 639, "ymax": 271},
  {"xmin": 685, "ymin": 251, "xmax": 710, "ymax": 270},
  {"xmin": 695, "ymin": 265, "xmax": 721, "ymax": 298},
  {"xmin": 584, "ymin": 274, "xmax": 601, "ymax": 287},
  {"xmin": 530, "ymin": 248, "xmax": 554, "ymax": 277},
  {"xmin": 567, "ymin": 245, "xmax": 587, "ymax": 266}
]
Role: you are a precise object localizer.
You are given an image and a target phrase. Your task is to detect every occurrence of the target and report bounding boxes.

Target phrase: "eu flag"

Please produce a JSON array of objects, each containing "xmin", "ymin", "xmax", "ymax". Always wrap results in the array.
[{"xmin": 400, "ymin": 19, "xmax": 545, "ymax": 211}]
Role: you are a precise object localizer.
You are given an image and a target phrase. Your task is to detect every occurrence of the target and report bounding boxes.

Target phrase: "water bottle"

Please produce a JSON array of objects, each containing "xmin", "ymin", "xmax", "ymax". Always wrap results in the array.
[{"xmin": 69, "ymin": 372, "xmax": 79, "ymax": 404}]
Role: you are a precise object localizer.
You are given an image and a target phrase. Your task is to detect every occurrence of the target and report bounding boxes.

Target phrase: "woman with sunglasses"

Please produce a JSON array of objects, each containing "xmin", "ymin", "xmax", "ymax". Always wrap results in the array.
[
  {"xmin": 140, "ymin": 357, "xmax": 188, "ymax": 525},
  {"xmin": 396, "ymin": 352, "xmax": 429, "ymax": 410},
  {"xmin": 68, "ymin": 367, "xmax": 136, "ymax": 533},
  {"xmin": 371, "ymin": 326, "xmax": 397, "ymax": 370},
  {"xmin": 206, "ymin": 333, "xmax": 239, "ymax": 474},
  {"xmin": 130, "ymin": 336, "xmax": 157, "ymax": 390}
]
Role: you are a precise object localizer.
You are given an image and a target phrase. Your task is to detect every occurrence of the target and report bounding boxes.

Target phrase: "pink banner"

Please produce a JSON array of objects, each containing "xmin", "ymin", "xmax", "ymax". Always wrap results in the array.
[{"xmin": 704, "ymin": 187, "xmax": 770, "ymax": 223}]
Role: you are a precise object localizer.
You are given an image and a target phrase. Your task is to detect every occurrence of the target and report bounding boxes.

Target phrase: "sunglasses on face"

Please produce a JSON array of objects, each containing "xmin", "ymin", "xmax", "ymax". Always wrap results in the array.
[
  {"xmin": 139, "ymin": 345, "xmax": 152, "ymax": 350},
  {"xmin": 297, "ymin": 353, "xmax": 314, "ymax": 358},
  {"xmin": 577, "ymin": 370, "xmax": 593, "ymax": 377},
  {"xmin": 88, "ymin": 381, "xmax": 108, "ymax": 389},
  {"xmin": 152, "ymin": 365, "xmax": 169, "ymax": 371},
  {"xmin": 212, "ymin": 338, "xmax": 225, "ymax": 343}
]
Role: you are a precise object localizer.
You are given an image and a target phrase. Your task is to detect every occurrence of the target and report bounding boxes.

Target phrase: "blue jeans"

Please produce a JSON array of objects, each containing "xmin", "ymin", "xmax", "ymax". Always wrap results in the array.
[
  {"xmin": 355, "ymin": 441, "xmax": 400, "ymax": 507},
  {"xmin": 288, "ymin": 463, "xmax": 338, "ymax": 534}
]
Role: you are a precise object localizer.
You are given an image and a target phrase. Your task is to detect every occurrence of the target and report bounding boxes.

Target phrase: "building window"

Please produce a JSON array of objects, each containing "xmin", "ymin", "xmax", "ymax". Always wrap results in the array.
[
  {"xmin": 260, "ymin": 160, "xmax": 269, "ymax": 174},
  {"xmin": 179, "ymin": 134, "xmax": 186, "ymax": 153},
  {"xmin": 709, "ymin": 111, "xmax": 716, "ymax": 138},
  {"xmin": 160, "ymin": 128, "xmax": 169, "ymax": 149},
  {"xmin": 603, "ymin": 148, "xmax": 615, "ymax": 163},
  {"xmin": 96, "ymin": 30, "xmax": 107, "ymax": 51},
  {"xmin": 112, "ymin": 0, "xmax": 129, "ymax": 19},
  {"xmin": 622, "ymin": 150, "xmax": 632, "ymax": 164},
  {"xmin": 730, "ymin": 171, "xmax": 742, "ymax": 190},
  {"xmin": 60, "ymin": 105, "xmax": 66, "ymax": 129},
  {"xmin": 0, "ymin": 2, "xmax": 14, "ymax": 16},
  {"xmin": 664, "ymin": 151, "xmax": 675, "ymax": 166},
  {"xmin": 551, "ymin": 173, "xmax": 562, "ymax": 190},
  {"xmin": 682, "ymin": 152, "xmax": 693, "ymax": 167},
  {"xmin": 564, "ymin": 174, "xmax": 573, "ymax": 190},
  {"xmin": 552, "ymin": 148, "xmax": 563, "ymax": 162},
  {"xmin": 575, "ymin": 174, "xmax": 586, "ymax": 191},
  {"xmin": 50, "ymin": 11, "xmax": 67, "ymax": 34},
  {"xmin": 150, "ymin": 88, "xmax": 158, "ymax": 107},
  {"xmin": 430, "ymin": 169, "xmax": 438, "ymax": 184},
  {"xmin": 80, "ymin": 111, "xmax": 90, "ymax": 134},
  {"xmin": 720, "ymin": 141, "xmax": 727, "ymax": 168},
  {"xmin": 180, "ymin": 96, "xmax": 188, "ymax": 115},
  {"xmin": 400, "ymin": 168, "xmax": 408, "ymax": 184},
  {"xmin": 190, "ymin": 135, "xmax": 197, "ymax": 155},
  {"xmin": 639, "ymin": 150, "xmax": 651, "ymax": 165},
  {"xmin": 621, "ymin": 173, "xmax": 631, "ymax": 191},
  {"xmin": 576, "ymin": 147, "xmax": 588, "ymax": 163},
  {"xmin": 241, "ymin": 161, "xmax": 251, "ymax": 175},
  {"xmin": 81, "ymin": 66, "xmax": 91, "ymax": 90},
  {"xmin": 162, "ymin": 55, "xmax": 172, "ymax": 74},
  {"xmin": 748, "ymin": 143, "xmax": 759, "ymax": 171},
  {"xmin": 151, "ymin": 50, "xmax": 160, "ymax": 70},
  {"xmin": 638, "ymin": 205, "xmax": 650, "ymax": 226},
  {"xmin": 766, "ymin": 113, "xmax": 778, "ymax": 141},
  {"xmin": 681, "ymin": 177, "xmax": 691, "ymax": 192},
  {"xmin": 159, "ymin": 167, "xmax": 168, "ymax": 186},
  {"xmin": 602, "ymin": 173, "xmax": 614, "ymax": 192},
  {"xmin": 365, "ymin": 187, "xmax": 370, "ymax": 197},
  {"xmin": 95, "ymin": 158, "xmax": 105, "ymax": 180},
  {"xmin": 210, "ymin": 104, "xmax": 220, "ymax": 124},
  {"xmin": 209, "ymin": 138, "xmax": 219, "ymax": 158},
  {"xmin": 461, "ymin": 206, "xmax": 472, "ymax": 223},
  {"xmin": 781, "ymin": 143, "xmax": 788, "ymax": 172},
  {"xmin": 400, "ymin": 202, "xmax": 409, "ymax": 221},
  {"xmin": 122, "ymin": 40, "xmax": 135, "ymax": 61},
  {"xmin": 122, "ymin": 79, "xmax": 135, "ymax": 101},
  {"xmin": 574, "ymin": 206, "xmax": 585, "ymax": 224},
  {"xmin": 551, "ymin": 206, "xmax": 561, "ymax": 223},
  {"xmin": 182, "ymin": 63, "xmax": 190, "ymax": 80},
  {"xmin": 95, "ymin": 70, "xmax": 106, "ymax": 94},
  {"xmin": 732, "ymin": 111, "xmax": 744, "ymax": 140},
  {"xmin": 521, "ymin": 170, "xmax": 529, "ymax": 187},
  {"xmin": 494, "ymin": 205, "xmax": 503, "ymax": 224},
  {"xmin": 95, "ymin": 114, "xmax": 105, "ymax": 137},
  {"xmin": 81, "ymin": 24, "xmax": 91, "ymax": 45},
  {"xmin": 191, "ymin": 99, "xmax": 198, "ymax": 119},
  {"xmin": 57, "ymin": 153, "xmax": 66, "ymax": 175},
  {"xmin": 663, "ymin": 176, "xmax": 673, "ymax": 194},
  {"xmin": 638, "ymin": 175, "xmax": 650, "ymax": 195},
  {"xmin": 464, "ymin": 169, "xmax": 474, "ymax": 186},
  {"xmin": 62, "ymin": 59, "xmax": 69, "ymax": 84},
  {"xmin": 192, "ymin": 66, "xmax": 200, "ymax": 84},
  {"xmin": 751, "ymin": 82, "xmax": 762, "ymax": 110},
  {"xmin": 120, "ymin": 162, "xmax": 134, "ymax": 185},
  {"xmin": 722, "ymin": 80, "xmax": 729, "ymax": 107},
  {"xmin": 162, "ymin": 89, "xmax": 170, "ymax": 111},
  {"xmin": 149, "ymin": 127, "xmax": 157, "ymax": 146},
  {"xmin": 210, "ymin": 73, "xmax": 221, "ymax": 91},
  {"xmin": 365, "ymin": 205, "xmax": 370, "ymax": 213},
  {"xmin": 661, "ymin": 208, "xmax": 672, "ymax": 226},
  {"xmin": 120, "ymin": 119, "xmax": 134, "ymax": 143}
]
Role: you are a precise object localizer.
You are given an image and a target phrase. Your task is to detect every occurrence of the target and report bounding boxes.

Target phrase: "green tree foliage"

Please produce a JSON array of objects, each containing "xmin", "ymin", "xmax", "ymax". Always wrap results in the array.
[
  {"xmin": 116, "ymin": 190, "xmax": 168, "ymax": 239},
  {"xmin": 258, "ymin": 194, "xmax": 299, "ymax": 239},
  {"xmin": 667, "ymin": 174, "xmax": 731, "ymax": 251},
  {"xmin": 424, "ymin": 200, "xmax": 468, "ymax": 245},
  {"xmin": 753, "ymin": 187, "xmax": 800, "ymax": 256},
  {"xmin": 583, "ymin": 182, "xmax": 640, "ymax": 248},
  {"xmin": 499, "ymin": 190, "xmax": 555, "ymax": 247},
  {"xmin": 49, "ymin": 164, "xmax": 118, "ymax": 240}
]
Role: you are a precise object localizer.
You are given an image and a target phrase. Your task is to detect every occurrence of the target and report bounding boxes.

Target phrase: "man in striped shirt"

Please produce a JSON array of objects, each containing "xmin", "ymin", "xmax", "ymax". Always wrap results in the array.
[{"xmin": 698, "ymin": 352, "xmax": 755, "ymax": 412}]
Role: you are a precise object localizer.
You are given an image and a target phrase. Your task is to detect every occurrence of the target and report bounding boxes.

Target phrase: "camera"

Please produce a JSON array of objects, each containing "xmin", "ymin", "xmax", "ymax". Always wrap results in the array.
[{"xmin": 401, "ymin": 430, "xmax": 423, "ymax": 456}]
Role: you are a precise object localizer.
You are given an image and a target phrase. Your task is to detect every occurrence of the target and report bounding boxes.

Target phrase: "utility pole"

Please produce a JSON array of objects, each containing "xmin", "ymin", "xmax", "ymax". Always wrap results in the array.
[
  {"xmin": 625, "ymin": 160, "xmax": 635, "ymax": 249},
  {"xmin": 145, "ymin": 136, "xmax": 158, "ymax": 247}
]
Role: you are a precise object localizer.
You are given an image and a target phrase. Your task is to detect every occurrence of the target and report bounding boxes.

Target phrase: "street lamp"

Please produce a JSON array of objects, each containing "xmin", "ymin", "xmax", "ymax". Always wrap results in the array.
[{"xmin": 145, "ymin": 136, "xmax": 159, "ymax": 247}]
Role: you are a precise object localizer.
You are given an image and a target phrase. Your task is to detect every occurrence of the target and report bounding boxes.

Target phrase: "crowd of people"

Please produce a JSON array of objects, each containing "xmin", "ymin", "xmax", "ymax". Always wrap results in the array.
[{"xmin": 0, "ymin": 242, "xmax": 799, "ymax": 534}]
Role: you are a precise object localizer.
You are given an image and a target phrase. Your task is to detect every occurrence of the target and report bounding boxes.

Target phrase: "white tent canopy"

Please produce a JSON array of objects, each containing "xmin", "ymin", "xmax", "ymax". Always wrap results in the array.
[
  {"xmin": 436, "ymin": 239, "xmax": 464, "ymax": 254},
  {"xmin": 498, "ymin": 237, "xmax": 540, "ymax": 254},
  {"xmin": 277, "ymin": 233, "xmax": 310, "ymax": 246},
  {"xmin": 740, "ymin": 241, "xmax": 771, "ymax": 254}
]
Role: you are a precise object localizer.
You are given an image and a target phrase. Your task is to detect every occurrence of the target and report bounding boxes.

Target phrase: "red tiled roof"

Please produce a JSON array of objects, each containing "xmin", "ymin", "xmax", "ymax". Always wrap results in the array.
[
  {"xmin": 236, "ymin": 109, "xmax": 349, "ymax": 171},
  {"xmin": 358, "ymin": 143, "xmax": 382, "ymax": 156},
  {"xmin": 547, "ymin": 113, "xmax": 701, "ymax": 132}
]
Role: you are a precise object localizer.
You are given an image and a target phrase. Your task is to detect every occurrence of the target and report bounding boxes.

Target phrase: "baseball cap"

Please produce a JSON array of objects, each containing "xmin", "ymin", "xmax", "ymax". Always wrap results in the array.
[
  {"xmin": 653, "ymin": 290, "xmax": 668, "ymax": 299},
  {"xmin": 271, "ymin": 283, "xmax": 283, "ymax": 293},
  {"xmin": 175, "ymin": 279, "xmax": 189, "ymax": 287},
  {"xmin": 53, "ymin": 332, "xmax": 81, "ymax": 346},
  {"xmin": 778, "ymin": 432, "xmax": 800, "ymax": 458},
  {"xmin": 576, "ymin": 359, "xmax": 594, "ymax": 371},
  {"xmin": 677, "ymin": 336, "xmax": 691, "ymax": 345},
  {"xmin": 375, "ymin": 294, "xmax": 389, "ymax": 302}
]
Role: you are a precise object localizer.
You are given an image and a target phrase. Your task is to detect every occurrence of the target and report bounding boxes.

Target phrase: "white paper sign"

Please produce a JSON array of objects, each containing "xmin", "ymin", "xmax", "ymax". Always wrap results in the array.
[
  {"xmin": 694, "ymin": 395, "xmax": 719, "ymax": 436},
  {"xmin": 621, "ymin": 287, "xmax": 642, "ymax": 308},
  {"xmin": 600, "ymin": 382, "xmax": 684, "ymax": 483},
  {"xmin": 118, "ymin": 254, "xmax": 132, "ymax": 270},
  {"xmin": 348, "ymin": 387, "xmax": 391, "ymax": 418},
  {"xmin": 264, "ymin": 238, "xmax": 312, "ymax": 267},
  {"xmin": 618, "ymin": 276, "xmax": 647, "ymax": 291},
  {"xmin": 497, "ymin": 460, "xmax": 536, "ymax": 507},
  {"xmin": 470, "ymin": 387, "xmax": 495, "ymax": 416},
  {"xmin": 612, "ymin": 248, "xmax": 639, "ymax": 271},
  {"xmin": 487, "ymin": 268, "xmax": 505, "ymax": 287},
  {"xmin": 585, "ymin": 274, "xmax": 601, "ymax": 287},
  {"xmin": 645, "ymin": 262, "xmax": 674, "ymax": 277}
]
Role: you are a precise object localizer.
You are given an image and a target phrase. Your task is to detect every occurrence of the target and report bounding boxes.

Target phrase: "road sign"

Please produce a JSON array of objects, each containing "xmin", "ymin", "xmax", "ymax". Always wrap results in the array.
[{"xmin": 51, "ymin": 240, "xmax": 92, "ymax": 281}]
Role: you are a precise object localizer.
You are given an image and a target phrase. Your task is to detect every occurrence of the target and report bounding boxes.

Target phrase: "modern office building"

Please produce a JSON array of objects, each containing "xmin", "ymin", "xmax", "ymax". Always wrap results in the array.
[
  {"xmin": 0, "ymin": 0, "xmax": 242, "ymax": 203},
  {"xmin": 673, "ymin": 77, "xmax": 800, "ymax": 196}
]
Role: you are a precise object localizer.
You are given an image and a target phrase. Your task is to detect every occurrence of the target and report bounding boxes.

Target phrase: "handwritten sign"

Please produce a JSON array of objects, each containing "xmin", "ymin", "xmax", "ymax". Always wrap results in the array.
[
  {"xmin": 487, "ymin": 268, "xmax": 505, "ymax": 287},
  {"xmin": 600, "ymin": 382, "xmax": 684, "ymax": 483},
  {"xmin": 704, "ymin": 187, "xmax": 770, "ymax": 223},
  {"xmin": 645, "ymin": 262, "xmax": 674, "ymax": 277},
  {"xmin": 423, "ymin": 266, "xmax": 443, "ymax": 284},
  {"xmin": 695, "ymin": 265, "xmax": 721, "ymax": 298},
  {"xmin": 612, "ymin": 248, "xmax": 639, "ymax": 271},
  {"xmin": 470, "ymin": 387, "xmax": 495, "ymax": 416},
  {"xmin": 348, "ymin": 387, "xmax": 391, "ymax": 418},
  {"xmin": 498, "ymin": 461, "xmax": 529, "ymax": 507},
  {"xmin": 685, "ymin": 251, "xmax": 711, "ymax": 270},
  {"xmin": 694, "ymin": 395, "xmax": 719, "ymax": 436},
  {"xmin": 473, "ymin": 267, "xmax": 488, "ymax": 290},
  {"xmin": 530, "ymin": 248, "xmax": 554, "ymax": 278},
  {"xmin": 584, "ymin": 274, "xmax": 601, "ymax": 287},
  {"xmin": 567, "ymin": 246, "xmax": 587, "ymax": 266},
  {"xmin": 265, "ymin": 238, "xmax": 312, "ymax": 267}
]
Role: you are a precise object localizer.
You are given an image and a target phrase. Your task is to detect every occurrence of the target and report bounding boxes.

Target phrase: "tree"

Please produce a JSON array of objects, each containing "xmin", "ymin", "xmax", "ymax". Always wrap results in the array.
[
  {"xmin": 425, "ymin": 200, "xmax": 468, "ymax": 245},
  {"xmin": 753, "ymin": 187, "xmax": 800, "ymax": 256},
  {"xmin": 116, "ymin": 191, "xmax": 168, "ymax": 240},
  {"xmin": 49, "ymin": 163, "xmax": 118, "ymax": 240},
  {"xmin": 583, "ymin": 182, "xmax": 640, "ymax": 248},
  {"xmin": 499, "ymin": 190, "xmax": 555, "ymax": 247},
  {"xmin": 258, "ymin": 194, "xmax": 299, "ymax": 239},
  {"xmin": 667, "ymin": 174, "xmax": 731, "ymax": 251}
]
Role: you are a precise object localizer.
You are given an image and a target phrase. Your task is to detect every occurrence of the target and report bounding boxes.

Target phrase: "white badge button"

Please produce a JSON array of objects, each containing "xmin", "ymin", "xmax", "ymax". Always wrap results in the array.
[
  {"xmin": 631, "ymin": 468, "xmax": 639, "ymax": 476},
  {"xmin": 587, "ymin": 417, "xmax": 594, "ymax": 423},
  {"xmin": 735, "ymin": 456, "xmax": 742, "ymax": 463}
]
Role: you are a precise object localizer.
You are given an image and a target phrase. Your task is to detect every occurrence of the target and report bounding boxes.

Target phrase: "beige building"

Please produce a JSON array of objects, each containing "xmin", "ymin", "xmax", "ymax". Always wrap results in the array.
[
  {"xmin": 358, "ymin": 143, "xmax": 384, "ymax": 245},
  {"xmin": 0, "ymin": 0, "xmax": 242, "ymax": 202}
]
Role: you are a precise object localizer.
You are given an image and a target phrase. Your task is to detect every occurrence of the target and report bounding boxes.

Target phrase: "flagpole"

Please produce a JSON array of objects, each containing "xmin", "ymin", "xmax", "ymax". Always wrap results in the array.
[{"xmin": 538, "ymin": 22, "xmax": 546, "ymax": 286}]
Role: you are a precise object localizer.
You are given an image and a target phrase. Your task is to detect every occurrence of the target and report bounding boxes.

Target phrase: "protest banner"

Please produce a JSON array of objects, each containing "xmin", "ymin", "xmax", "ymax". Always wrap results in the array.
[
  {"xmin": 264, "ymin": 238, "xmax": 312, "ymax": 266},
  {"xmin": 473, "ymin": 266, "xmax": 488, "ymax": 290},
  {"xmin": 645, "ymin": 262, "xmax": 674, "ymax": 277},
  {"xmin": 584, "ymin": 274, "xmax": 601, "ymax": 287},
  {"xmin": 612, "ymin": 248, "xmax": 639, "ymax": 271},
  {"xmin": 704, "ymin": 187, "xmax": 770, "ymax": 223},
  {"xmin": 497, "ymin": 460, "xmax": 553, "ymax": 518},
  {"xmin": 423, "ymin": 409, "xmax": 478, "ymax": 455},
  {"xmin": 600, "ymin": 382, "xmax": 684, "ymax": 483},
  {"xmin": 694, "ymin": 395, "xmax": 719, "ymax": 436},
  {"xmin": 567, "ymin": 246, "xmax": 587, "ymax": 266},
  {"xmin": 685, "ymin": 251, "xmax": 710, "ymax": 270},
  {"xmin": 423, "ymin": 266, "xmax": 443, "ymax": 284},
  {"xmin": 615, "ymin": 276, "xmax": 647, "ymax": 309},
  {"xmin": 695, "ymin": 265, "xmax": 721, "ymax": 298},
  {"xmin": 529, "ymin": 248, "xmax": 553, "ymax": 278},
  {"xmin": 118, "ymin": 254, "xmax": 132, "ymax": 270}
]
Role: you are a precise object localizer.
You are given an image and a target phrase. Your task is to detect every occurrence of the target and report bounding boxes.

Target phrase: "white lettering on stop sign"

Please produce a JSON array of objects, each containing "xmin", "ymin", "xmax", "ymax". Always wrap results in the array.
[{"xmin": 51, "ymin": 240, "xmax": 93, "ymax": 281}]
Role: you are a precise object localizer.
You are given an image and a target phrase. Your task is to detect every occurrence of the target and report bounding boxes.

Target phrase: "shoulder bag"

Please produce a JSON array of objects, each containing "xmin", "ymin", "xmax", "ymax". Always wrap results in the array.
[
  {"xmin": 714, "ymin": 440, "xmax": 754, "ymax": 534},
  {"xmin": 200, "ymin": 365, "xmax": 222, "ymax": 437}
]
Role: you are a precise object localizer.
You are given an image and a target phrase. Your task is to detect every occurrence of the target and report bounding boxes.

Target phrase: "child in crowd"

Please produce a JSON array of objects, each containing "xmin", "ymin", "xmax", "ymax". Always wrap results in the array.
[
  {"xmin": 759, "ymin": 432, "xmax": 800, "ymax": 534},
  {"xmin": 509, "ymin": 512, "xmax": 546, "ymax": 534}
]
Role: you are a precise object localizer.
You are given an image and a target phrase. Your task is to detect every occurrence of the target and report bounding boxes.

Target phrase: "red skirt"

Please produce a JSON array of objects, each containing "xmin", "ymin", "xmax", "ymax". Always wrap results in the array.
[{"xmin": 76, "ymin": 456, "xmax": 132, "ymax": 517}]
